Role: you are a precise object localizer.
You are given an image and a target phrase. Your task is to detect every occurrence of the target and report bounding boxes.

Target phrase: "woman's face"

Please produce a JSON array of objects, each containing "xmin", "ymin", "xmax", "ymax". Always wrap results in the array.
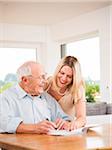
[{"xmin": 57, "ymin": 65, "xmax": 73, "ymax": 89}]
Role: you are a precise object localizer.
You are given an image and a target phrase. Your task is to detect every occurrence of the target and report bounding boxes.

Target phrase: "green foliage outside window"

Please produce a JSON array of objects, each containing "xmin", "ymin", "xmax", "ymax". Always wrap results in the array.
[
  {"xmin": 0, "ymin": 82, "xmax": 14, "ymax": 93},
  {"xmin": 85, "ymin": 82, "xmax": 100, "ymax": 103},
  {"xmin": 0, "ymin": 73, "xmax": 17, "ymax": 93}
]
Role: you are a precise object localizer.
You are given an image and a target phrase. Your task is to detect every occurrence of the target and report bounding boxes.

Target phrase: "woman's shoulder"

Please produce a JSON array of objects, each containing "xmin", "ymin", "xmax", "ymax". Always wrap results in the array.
[
  {"xmin": 78, "ymin": 85, "xmax": 85, "ymax": 95},
  {"xmin": 44, "ymin": 76, "xmax": 53, "ymax": 90}
]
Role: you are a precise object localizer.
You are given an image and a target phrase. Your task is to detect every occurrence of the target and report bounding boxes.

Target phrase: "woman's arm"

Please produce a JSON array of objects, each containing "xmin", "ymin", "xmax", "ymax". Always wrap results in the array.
[
  {"xmin": 75, "ymin": 99, "xmax": 86, "ymax": 127},
  {"xmin": 70, "ymin": 87, "xmax": 86, "ymax": 130}
]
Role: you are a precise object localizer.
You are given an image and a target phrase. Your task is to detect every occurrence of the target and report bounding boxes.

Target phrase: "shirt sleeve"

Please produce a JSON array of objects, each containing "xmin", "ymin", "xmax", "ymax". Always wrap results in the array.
[{"xmin": 0, "ymin": 93, "xmax": 23, "ymax": 133}]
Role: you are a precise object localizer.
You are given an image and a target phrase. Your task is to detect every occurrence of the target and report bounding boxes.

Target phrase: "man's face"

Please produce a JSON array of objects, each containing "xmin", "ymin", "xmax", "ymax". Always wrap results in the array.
[{"xmin": 22, "ymin": 64, "xmax": 47, "ymax": 96}]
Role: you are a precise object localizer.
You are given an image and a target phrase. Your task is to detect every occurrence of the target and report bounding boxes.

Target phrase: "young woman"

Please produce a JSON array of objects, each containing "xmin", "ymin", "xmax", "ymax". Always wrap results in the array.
[{"xmin": 45, "ymin": 56, "xmax": 86, "ymax": 130}]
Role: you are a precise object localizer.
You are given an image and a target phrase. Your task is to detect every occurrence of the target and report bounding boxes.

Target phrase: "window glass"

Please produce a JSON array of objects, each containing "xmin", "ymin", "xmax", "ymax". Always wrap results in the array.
[
  {"xmin": 0, "ymin": 48, "xmax": 36, "ymax": 92},
  {"xmin": 66, "ymin": 37, "xmax": 100, "ymax": 81},
  {"xmin": 66, "ymin": 37, "xmax": 100, "ymax": 102}
]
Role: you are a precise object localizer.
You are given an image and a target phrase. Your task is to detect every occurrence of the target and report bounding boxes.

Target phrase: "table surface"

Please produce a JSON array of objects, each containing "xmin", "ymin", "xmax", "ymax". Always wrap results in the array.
[{"xmin": 0, "ymin": 124, "xmax": 112, "ymax": 150}]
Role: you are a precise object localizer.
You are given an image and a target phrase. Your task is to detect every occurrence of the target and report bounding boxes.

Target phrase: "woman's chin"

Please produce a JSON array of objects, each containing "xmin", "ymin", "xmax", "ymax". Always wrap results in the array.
[
  {"xmin": 57, "ymin": 81, "xmax": 66, "ymax": 88},
  {"xmin": 58, "ymin": 84, "xmax": 65, "ymax": 89}
]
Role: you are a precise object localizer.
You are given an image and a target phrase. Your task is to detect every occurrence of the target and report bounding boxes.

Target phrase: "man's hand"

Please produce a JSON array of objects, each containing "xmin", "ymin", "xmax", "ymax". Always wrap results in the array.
[
  {"xmin": 35, "ymin": 120, "xmax": 57, "ymax": 134},
  {"xmin": 16, "ymin": 120, "xmax": 57, "ymax": 134}
]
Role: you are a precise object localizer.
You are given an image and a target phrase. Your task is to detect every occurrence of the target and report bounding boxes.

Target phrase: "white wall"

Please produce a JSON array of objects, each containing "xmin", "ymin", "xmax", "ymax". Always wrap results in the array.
[
  {"xmin": 0, "ymin": 23, "xmax": 47, "ymax": 44},
  {"xmin": 0, "ymin": 23, "xmax": 50, "ymax": 67},
  {"xmin": 50, "ymin": 6, "xmax": 112, "ymax": 103}
]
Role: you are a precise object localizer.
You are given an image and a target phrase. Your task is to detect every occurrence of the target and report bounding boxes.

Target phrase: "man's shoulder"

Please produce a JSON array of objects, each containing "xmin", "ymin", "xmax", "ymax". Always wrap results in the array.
[
  {"xmin": 1, "ymin": 84, "xmax": 17, "ymax": 98},
  {"xmin": 41, "ymin": 92, "xmax": 57, "ymax": 104},
  {"xmin": 41, "ymin": 91, "xmax": 53, "ymax": 99}
]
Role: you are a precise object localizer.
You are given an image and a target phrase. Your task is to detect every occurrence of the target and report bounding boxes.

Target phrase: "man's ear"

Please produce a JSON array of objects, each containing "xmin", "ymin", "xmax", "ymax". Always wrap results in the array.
[{"xmin": 21, "ymin": 76, "xmax": 28, "ymax": 83}]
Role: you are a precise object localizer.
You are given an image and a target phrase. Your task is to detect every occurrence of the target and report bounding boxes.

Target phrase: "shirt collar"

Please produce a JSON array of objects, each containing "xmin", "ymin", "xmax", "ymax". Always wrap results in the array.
[
  {"xmin": 15, "ymin": 83, "xmax": 28, "ymax": 99},
  {"xmin": 15, "ymin": 84, "xmax": 42, "ymax": 100}
]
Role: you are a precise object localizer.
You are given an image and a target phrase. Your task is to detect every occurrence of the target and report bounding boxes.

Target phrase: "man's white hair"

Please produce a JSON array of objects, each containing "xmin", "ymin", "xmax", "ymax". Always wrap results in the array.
[{"xmin": 16, "ymin": 61, "xmax": 34, "ymax": 81}]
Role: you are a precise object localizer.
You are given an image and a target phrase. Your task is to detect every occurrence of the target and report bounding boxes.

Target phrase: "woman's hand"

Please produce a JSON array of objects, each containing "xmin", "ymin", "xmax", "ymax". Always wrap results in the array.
[
  {"xmin": 62, "ymin": 120, "xmax": 81, "ymax": 131},
  {"xmin": 68, "ymin": 121, "xmax": 79, "ymax": 130},
  {"xmin": 55, "ymin": 118, "xmax": 66, "ymax": 130},
  {"xmin": 55, "ymin": 119, "xmax": 78, "ymax": 131}
]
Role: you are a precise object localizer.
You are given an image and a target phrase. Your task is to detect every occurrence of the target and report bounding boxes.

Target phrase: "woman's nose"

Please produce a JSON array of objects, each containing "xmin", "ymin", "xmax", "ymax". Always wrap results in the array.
[{"xmin": 62, "ymin": 75, "xmax": 67, "ymax": 81}]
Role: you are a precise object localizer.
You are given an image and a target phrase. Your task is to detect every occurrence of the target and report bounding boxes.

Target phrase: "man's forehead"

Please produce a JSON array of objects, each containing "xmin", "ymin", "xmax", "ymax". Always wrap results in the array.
[{"xmin": 32, "ymin": 64, "xmax": 45, "ymax": 75}]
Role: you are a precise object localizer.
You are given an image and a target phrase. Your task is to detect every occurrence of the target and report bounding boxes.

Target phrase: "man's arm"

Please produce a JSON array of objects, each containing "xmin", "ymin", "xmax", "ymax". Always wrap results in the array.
[
  {"xmin": 16, "ymin": 122, "xmax": 37, "ymax": 133},
  {"xmin": 16, "ymin": 120, "xmax": 57, "ymax": 134}
]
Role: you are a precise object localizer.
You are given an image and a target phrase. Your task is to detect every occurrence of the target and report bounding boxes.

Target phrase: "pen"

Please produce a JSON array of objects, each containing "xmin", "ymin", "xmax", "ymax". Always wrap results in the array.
[{"xmin": 46, "ymin": 118, "xmax": 49, "ymax": 121}]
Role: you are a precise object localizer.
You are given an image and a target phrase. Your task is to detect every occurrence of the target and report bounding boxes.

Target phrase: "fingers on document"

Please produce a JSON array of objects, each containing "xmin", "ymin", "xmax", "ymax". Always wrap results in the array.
[
  {"xmin": 45, "ymin": 120, "xmax": 57, "ymax": 130},
  {"xmin": 55, "ymin": 118, "xmax": 65, "ymax": 130}
]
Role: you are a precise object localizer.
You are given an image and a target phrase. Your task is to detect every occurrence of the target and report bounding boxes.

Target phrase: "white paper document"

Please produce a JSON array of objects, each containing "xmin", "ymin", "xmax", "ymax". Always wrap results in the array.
[{"xmin": 48, "ymin": 124, "xmax": 100, "ymax": 136}]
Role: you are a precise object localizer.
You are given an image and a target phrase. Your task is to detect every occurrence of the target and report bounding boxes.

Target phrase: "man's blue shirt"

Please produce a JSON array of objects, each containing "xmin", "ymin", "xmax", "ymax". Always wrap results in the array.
[{"xmin": 0, "ymin": 84, "xmax": 70, "ymax": 133}]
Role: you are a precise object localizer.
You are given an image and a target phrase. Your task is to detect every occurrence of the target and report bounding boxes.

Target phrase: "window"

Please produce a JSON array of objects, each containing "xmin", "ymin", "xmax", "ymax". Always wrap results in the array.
[
  {"xmin": 62, "ymin": 36, "xmax": 100, "ymax": 102},
  {"xmin": 0, "ymin": 48, "xmax": 36, "ymax": 92},
  {"xmin": 66, "ymin": 37, "xmax": 100, "ymax": 81}
]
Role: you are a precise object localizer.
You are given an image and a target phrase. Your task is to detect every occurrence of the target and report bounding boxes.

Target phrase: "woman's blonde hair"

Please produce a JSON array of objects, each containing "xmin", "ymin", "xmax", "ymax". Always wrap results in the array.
[{"xmin": 52, "ymin": 56, "xmax": 85, "ymax": 103}]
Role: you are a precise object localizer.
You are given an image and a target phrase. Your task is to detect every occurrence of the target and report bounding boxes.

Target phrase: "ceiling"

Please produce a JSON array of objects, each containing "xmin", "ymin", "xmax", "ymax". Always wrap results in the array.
[{"xmin": 0, "ymin": 1, "xmax": 111, "ymax": 25}]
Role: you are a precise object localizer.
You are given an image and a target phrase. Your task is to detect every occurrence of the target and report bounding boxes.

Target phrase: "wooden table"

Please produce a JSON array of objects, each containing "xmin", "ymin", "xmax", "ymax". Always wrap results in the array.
[{"xmin": 0, "ymin": 124, "xmax": 112, "ymax": 150}]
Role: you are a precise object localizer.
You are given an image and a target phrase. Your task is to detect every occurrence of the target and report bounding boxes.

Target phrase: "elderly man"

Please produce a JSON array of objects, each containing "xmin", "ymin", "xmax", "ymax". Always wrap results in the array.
[{"xmin": 0, "ymin": 61, "xmax": 71, "ymax": 134}]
